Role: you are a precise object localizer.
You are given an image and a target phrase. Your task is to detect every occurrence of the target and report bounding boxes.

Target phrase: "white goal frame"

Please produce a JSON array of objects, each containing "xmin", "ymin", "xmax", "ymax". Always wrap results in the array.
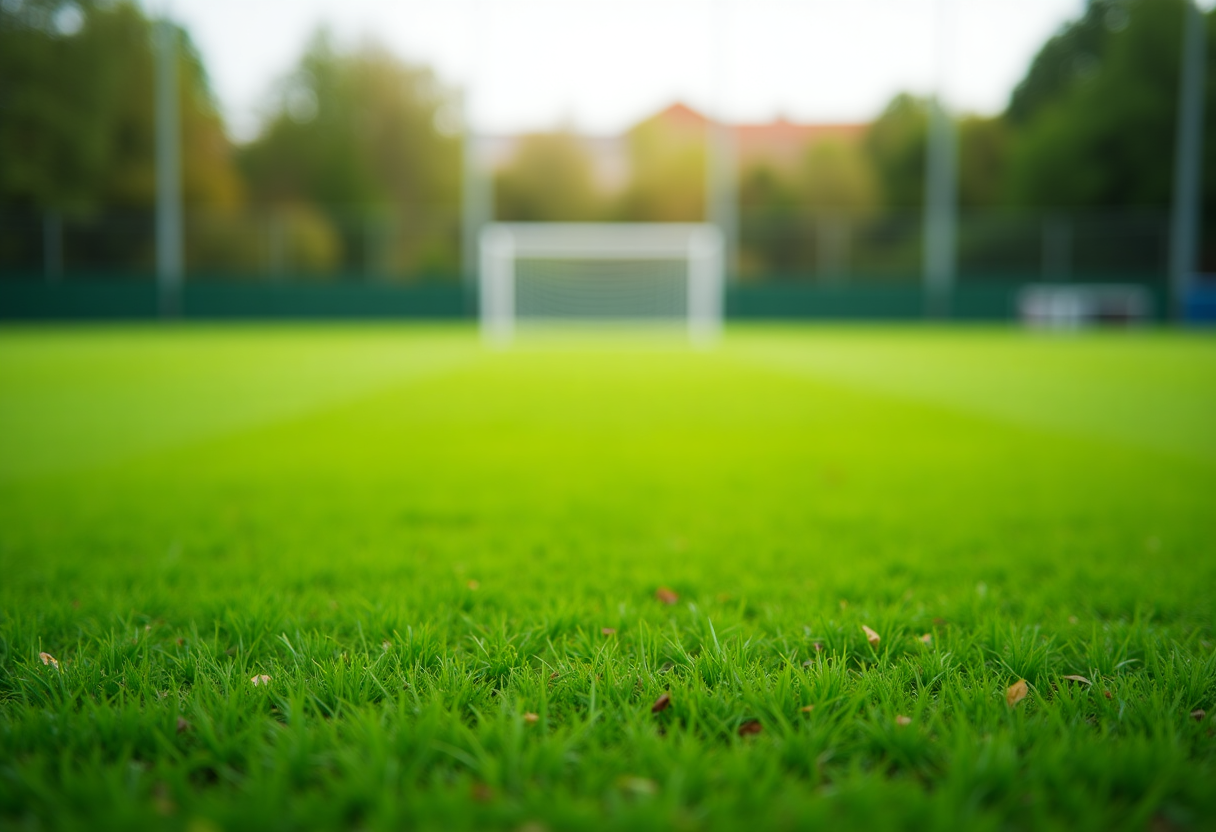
[{"xmin": 479, "ymin": 223, "xmax": 724, "ymax": 345}]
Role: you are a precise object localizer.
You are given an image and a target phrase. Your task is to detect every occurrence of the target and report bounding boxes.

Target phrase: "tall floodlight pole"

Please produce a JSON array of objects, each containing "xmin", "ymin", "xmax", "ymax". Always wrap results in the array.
[
  {"xmin": 706, "ymin": 0, "xmax": 738, "ymax": 280},
  {"xmin": 461, "ymin": 0, "xmax": 493, "ymax": 292},
  {"xmin": 1169, "ymin": 0, "xmax": 1206, "ymax": 322},
  {"xmin": 923, "ymin": 0, "xmax": 958, "ymax": 318},
  {"xmin": 154, "ymin": 15, "xmax": 183, "ymax": 317}
]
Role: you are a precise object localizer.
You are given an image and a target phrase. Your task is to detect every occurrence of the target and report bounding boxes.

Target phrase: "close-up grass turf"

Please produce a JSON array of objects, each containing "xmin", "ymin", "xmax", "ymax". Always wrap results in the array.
[{"xmin": 1, "ymin": 324, "xmax": 1215, "ymax": 831}]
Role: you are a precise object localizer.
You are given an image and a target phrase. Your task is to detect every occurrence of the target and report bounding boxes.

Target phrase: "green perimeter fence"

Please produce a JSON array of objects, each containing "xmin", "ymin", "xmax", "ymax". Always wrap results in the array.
[{"xmin": 0, "ymin": 274, "xmax": 1179, "ymax": 322}]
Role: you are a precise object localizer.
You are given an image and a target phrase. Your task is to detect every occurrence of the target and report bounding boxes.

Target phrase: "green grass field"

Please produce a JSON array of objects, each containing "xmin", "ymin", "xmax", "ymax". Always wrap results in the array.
[{"xmin": 2, "ymin": 325, "xmax": 1215, "ymax": 832}]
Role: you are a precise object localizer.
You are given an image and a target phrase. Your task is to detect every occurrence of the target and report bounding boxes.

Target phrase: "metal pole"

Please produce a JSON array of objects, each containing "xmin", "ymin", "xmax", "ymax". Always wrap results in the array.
[
  {"xmin": 44, "ymin": 211, "xmax": 62, "ymax": 283},
  {"xmin": 923, "ymin": 0, "xmax": 957, "ymax": 318},
  {"xmin": 707, "ymin": 0, "xmax": 738, "ymax": 280},
  {"xmin": 461, "ymin": 0, "xmax": 493, "ymax": 290},
  {"xmin": 154, "ymin": 17, "xmax": 183, "ymax": 317},
  {"xmin": 1169, "ymin": 0, "xmax": 1206, "ymax": 322}
]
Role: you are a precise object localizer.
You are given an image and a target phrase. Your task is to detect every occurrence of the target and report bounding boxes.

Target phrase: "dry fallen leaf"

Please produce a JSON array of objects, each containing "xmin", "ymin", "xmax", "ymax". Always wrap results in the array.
[
  {"xmin": 920, "ymin": 633, "xmax": 932, "ymax": 645},
  {"xmin": 251, "ymin": 674, "xmax": 272, "ymax": 686},
  {"xmin": 651, "ymin": 692, "xmax": 671, "ymax": 714},
  {"xmin": 618, "ymin": 776, "xmax": 658, "ymax": 796},
  {"xmin": 800, "ymin": 705, "xmax": 814, "ymax": 713},
  {"xmin": 895, "ymin": 715, "xmax": 912, "ymax": 726},
  {"xmin": 1061, "ymin": 674, "xmax": 1092, "ymax": 685},
  {"xmin": 1006, "ymin": 679, "xmax": 1028, "ymax": 707},
  {"xmin": 523, "ymin": 712, "xmax": 539, "ymax": 724},
  {"xmin": 601, "ymin": 627, "xmax": 617, "ymax": 636},
  {"xmin": 862, "ymin": 625, "xmax": 880, "ymax": 648},
  {"xmin": 738, "ymin": 720, "xmax": 763, "ymax": 736},
  {"xmin": 38, "ymin": 652, "xmax": 59, "ymax": 670},
  {"xmin": 655, "ymin": 587, "xmax": 679, "ymax": 605},
  {"xmin": 1191, "ymin": 709, "xmax": 1207, "ymax": 722}
]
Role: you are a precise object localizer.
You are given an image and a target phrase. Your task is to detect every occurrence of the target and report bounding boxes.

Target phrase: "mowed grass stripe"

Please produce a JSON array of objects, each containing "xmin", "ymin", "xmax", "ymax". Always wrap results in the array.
[{"xmin": 0, "ymin": 326, "xmax": 1214, "ymax": 831}]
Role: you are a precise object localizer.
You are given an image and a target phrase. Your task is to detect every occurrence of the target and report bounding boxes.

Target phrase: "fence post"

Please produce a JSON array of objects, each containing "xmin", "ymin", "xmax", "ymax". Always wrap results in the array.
[
  {"xmin": 1169, "ymin": 0, "xmax": 1206, "ymax": 321},
  {"xmin": 154, "ymin": 17, "xmax": 183, "ymax": 316},
  {"xmin": 1041, "ymin": 214, "xmax": 1072, "ymax": 279},
  {"xmin": 923, "ymin": 0, "xmax": 958, "ymax": 318},
  {"xmin": 44, "ymin": 211, "xmax": 63, "ymax": 283}
]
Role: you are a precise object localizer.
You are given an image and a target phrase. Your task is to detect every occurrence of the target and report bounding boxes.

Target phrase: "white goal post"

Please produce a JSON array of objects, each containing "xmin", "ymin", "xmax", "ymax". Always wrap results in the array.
[{"xmin": 479, "ymin": 223, "xmax": 724, "ymax": 344}]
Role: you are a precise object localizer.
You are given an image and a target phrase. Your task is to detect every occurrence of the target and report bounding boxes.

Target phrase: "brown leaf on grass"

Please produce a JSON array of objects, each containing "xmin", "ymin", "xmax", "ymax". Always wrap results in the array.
[
  {"xmin": 895, "ymin": 715, "xmax": 912, "ymax": 726},
  {"xmin": 601, "ymin": 627, "xmax": 617, "ymax": 636},
  {"xmin": 38, "ymin": 652, "xmax": 59, "ymax": 670},
  {"xmin": 862, "ymin": 625, "xmax": 880, "ymax": 647},
  {"xmin": 618, "ymin": 776, "xmax": 658, "ymax": 796},
  {"xmin": 1006, "ymin": 679, "xmax": 1028, "ymax": 707},
  {"xmin": 920, "ymin": 633, "xmax": 932, "ymax": 645},
  {"xmin": 176, "ymin": 717, "xmax": 192, "ymax": 734},
  {"xmin": 1191, "ymin": 709, "xmax": 1207, "ymax": 722},
  {"xmin": 152, "ymin": 783, "xmax": 176, "ymax": 816},
  {"xmin": 738, "ymin": 720, "xmax": 763, "ymax": 736},
  {"xmin": 651, "ymin": 692, "xmax": 671, "ymax": 714},
  {"xmin": 1061, "ymin": 675, "xmax": 1092, "ymax": 685},
  {"xmin": 523, "ymin": 712, "xmax": 539, "ymax": 724},
  {"xmin": 800, "ymin": 705, "xmax": 814, "ymax": 713},
  {"xmin": 655, "ymin": 587, "xmax": 679, "ymax": 605},
  {"xmin": 251, "ymin": 674, "xmax": 272, "ymax": 686}
]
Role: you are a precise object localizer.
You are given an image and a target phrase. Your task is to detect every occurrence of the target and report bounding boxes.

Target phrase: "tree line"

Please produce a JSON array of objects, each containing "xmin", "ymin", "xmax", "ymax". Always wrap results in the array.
[{"xmin": 1, "ymin": 0, "xmax": 1213, "ymax": 278}]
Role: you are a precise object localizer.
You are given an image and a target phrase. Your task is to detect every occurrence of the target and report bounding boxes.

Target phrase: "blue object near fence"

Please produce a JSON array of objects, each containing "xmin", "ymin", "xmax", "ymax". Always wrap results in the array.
[{"xmin": 1184, "ymin": 282, "xmax": 1216, "ymax": 323}]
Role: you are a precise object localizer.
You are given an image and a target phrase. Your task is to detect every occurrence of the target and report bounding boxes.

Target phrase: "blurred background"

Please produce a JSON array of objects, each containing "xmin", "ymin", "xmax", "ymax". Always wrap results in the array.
[{"xmin": 0, "ymin": 0, "xmax": 1213, "ymax": 322}]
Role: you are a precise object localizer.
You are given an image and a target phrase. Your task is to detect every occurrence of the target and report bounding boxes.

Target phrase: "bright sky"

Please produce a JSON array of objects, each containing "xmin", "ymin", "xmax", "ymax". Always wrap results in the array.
[{"xmin": 163, "ymin": 0, "xmax": 1085, "ymax": 142}]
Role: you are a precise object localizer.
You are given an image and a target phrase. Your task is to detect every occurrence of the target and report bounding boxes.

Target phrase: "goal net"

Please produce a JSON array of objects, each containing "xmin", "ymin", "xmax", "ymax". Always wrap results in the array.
[{"xmin": 479, "ymin": 223, "xmax": 724, "ymax": 344}]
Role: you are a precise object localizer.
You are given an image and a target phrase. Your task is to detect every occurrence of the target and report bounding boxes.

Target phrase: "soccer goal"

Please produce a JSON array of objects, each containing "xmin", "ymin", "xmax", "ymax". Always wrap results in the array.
[{"xmin": 479, "ymin": 223, "xmax": 724, "ymax": 345}]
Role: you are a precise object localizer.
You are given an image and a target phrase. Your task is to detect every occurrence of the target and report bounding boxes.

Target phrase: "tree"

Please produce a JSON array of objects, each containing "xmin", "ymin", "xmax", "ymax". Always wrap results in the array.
[
  {"xmin": 240, "ymin": 32, "xmax": 457, "ymax": 211},
  {"xmin": 0, "ymin": 0, "xmax": 241, "ymax": 212},
  {"xmin": 617, "ymin": 106, "xmax": 706, "ymax": 222},
  {"xmin": 495, "ymin": 131, "xmax": 605, "ymax": 221},
  {"xmin": 238, "ymin": 31, "xmax": 461, "ymax": 275},
  {"xmin": 864, "ymin": 94, "xmax": 929, "ymax": 210},
  {"xmin": 798, "ymin": 138, "xmax": 877, "ymax": 215},
  {"xmin": 865, "ymin": 94, "xmax": 1009, "ymax": 211},
  {"xmin": 1005, "ymin": 0, "xmax": 1216, "ymax": 210}
]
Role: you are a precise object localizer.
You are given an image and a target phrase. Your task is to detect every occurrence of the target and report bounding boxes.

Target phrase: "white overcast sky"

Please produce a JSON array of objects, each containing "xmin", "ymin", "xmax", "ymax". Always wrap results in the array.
[{"xmin": 161, "ymin": 0, "xmax": 1087, "ymax": 142}]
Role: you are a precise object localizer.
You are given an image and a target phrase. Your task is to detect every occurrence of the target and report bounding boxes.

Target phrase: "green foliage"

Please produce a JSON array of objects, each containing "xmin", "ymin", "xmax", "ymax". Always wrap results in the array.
[
  {"xmin": 618, "ymin": 109, "xmax": 706, "ymax": 221},
  {"xmin": 1005, "ymin": 0, "xmax": 1216, "ymax": 212},
  {"xmin": 495, "ymin": 132, "xmax": 606, "ymax": 222},
  {"xmin": 237, "ymin": 31, "xmax": 462, "ymax": 275},
  {"xmin": 239, "ymin": 31, "xmax": 458, "ymax": 212},
  {"xmin": 865, "ymin": 93, "xmax": 929, "ymax": 209},
  {"xmin": 0, "ymin": 0, "xmax": 241, "ymax": 212},
  {"xmin": 799, "ymin": 139, "xmax": 878, "ymax": 215},
  {"xmin": 1, "ymin": 326, "xmax": 1215, "ymax": 830}
]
